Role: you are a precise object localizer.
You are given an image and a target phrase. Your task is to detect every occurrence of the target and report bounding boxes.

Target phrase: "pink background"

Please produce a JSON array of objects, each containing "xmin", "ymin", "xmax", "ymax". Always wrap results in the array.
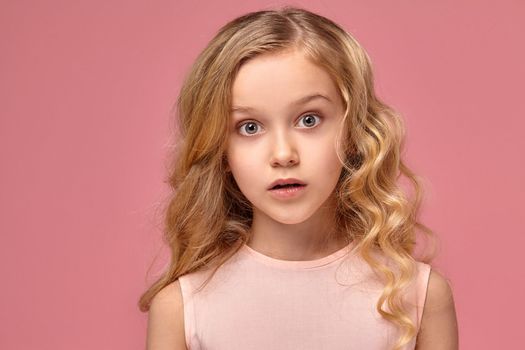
[{"xmin": 1, "ymin": 0, "xmax": 523, "ymax": 349}]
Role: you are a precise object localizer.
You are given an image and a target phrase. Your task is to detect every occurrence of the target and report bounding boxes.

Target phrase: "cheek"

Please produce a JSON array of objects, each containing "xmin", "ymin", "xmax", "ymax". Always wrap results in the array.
[
  {"xmin": 305, "ymin": 135, "xmax": 341, "ymax": 171},
  {"xmin": 226, "ymin": 141, "xmax": 260, "ymax": 181}
]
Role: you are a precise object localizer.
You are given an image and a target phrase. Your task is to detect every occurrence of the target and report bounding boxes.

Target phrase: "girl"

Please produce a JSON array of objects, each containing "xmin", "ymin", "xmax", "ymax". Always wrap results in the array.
[{"xmin": 140, "ymin": 6, "xmax": 458, "ymax": 350}]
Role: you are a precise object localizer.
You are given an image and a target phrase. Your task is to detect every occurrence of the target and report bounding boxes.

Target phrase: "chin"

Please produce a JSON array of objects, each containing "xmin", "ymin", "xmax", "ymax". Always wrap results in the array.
[{"xmin": 267, "ymin": 210, "xmax": 314, "ymax": 225}]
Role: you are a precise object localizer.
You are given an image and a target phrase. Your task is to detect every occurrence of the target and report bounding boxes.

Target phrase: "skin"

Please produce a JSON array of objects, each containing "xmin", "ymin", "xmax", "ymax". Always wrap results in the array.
[
  {"xmin": 225, "ymin": 48, "xmax": 349, "ymax": 261},
  {"xmin": 147, "ymin": 49, "xmax": 459, "ymax": 350}
]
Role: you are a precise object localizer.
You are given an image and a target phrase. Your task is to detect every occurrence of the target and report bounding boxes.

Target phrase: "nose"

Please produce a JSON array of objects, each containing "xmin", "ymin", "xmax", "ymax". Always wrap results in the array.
[{"xmin": 269, "ymin": 130, "xmax": 299, "ymax": 167}]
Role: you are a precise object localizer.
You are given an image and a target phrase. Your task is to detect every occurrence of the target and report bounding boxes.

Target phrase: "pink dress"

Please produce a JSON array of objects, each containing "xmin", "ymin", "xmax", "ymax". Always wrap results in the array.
[{"xmin": 178, "ymin": 241, "xmax": 431, "ymax": 350}]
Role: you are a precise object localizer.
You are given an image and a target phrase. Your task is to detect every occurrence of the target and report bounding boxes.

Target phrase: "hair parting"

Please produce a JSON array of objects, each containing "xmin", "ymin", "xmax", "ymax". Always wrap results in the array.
[{"xmin": 139, "ymin": 6, "xmax": 437, "ymax": 350}]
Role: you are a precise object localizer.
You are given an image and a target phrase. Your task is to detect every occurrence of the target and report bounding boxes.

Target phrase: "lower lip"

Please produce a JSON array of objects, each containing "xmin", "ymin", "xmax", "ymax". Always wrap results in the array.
[{"xmin": 268, "ymin": 185, "xmax": 307, "ymax": 199}]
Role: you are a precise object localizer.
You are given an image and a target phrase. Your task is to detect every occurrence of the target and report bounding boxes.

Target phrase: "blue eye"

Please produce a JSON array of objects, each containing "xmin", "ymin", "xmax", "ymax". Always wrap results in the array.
[
  {"xmin": 237, "ymin": 113, "xmax": 322, "ymax": 136},
  {"xmin": 238, "ymin": 121, "xmax": 261, "ymax": 136},
  {"xmin": 297, "ymin": 113, "xmax": 321, "ymax": 128}
]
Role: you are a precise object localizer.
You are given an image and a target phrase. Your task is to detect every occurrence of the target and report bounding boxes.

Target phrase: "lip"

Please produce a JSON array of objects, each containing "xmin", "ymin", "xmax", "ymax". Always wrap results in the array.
[
  {"xmin": 268, "ymin": 184, "xmax": 307, "ymax": 199},
  {"xmin": 267, "ymin": 178, "xmax": 307, "ymax": 190}
]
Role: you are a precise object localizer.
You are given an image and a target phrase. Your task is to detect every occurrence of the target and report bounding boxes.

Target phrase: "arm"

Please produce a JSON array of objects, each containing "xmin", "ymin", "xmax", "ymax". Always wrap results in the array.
[
  {"xmin": 415, "ymin": 269, "xmax": 459, "ymax": 350},
  {"xmin": 146, "ymin": 280, "xmax": 188, "ymax": 350}
]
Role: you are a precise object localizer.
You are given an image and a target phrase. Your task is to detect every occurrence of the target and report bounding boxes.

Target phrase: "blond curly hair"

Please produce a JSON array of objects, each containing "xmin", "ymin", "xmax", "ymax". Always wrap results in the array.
[{"xmin": 139, "ymin": 6, "xmax": 437, "ymax": 350}]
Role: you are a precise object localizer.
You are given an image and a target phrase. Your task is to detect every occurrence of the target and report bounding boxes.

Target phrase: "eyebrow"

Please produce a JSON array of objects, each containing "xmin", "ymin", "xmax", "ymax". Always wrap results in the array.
[{"xmin": 231, "ymin": 93, "xmax": 332, "ymax": 113}]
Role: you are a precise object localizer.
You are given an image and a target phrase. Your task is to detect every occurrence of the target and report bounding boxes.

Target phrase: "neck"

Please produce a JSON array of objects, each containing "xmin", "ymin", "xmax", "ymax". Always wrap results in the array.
[{"xmin": 247, "ymin": 196, "xmax": 349, "ymax": 261}]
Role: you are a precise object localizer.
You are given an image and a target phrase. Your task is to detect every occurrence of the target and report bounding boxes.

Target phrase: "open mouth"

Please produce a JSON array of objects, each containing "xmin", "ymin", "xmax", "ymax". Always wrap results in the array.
[{"xmin": 270, "ymin": 183, "xmax": 306, "ymax": 190}]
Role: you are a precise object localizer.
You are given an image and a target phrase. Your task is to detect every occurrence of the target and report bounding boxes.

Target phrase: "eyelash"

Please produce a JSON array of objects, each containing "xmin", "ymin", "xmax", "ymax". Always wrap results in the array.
[{"xmin": 236, "ymin": 113, "xmax": 323, "ymax": 137}]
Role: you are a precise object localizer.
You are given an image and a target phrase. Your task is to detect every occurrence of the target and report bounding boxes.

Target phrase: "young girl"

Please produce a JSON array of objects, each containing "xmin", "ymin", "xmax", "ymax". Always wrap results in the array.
[{"xmin": 140, "ymin": 6, "xmax": 458, "ymax": 350}]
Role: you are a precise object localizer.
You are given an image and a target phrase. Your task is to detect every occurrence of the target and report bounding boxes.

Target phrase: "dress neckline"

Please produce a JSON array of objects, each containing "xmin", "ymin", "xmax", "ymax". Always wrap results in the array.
[{"xmin": 240, "ymin": 240, "xmax": 355, "ymax": 270}]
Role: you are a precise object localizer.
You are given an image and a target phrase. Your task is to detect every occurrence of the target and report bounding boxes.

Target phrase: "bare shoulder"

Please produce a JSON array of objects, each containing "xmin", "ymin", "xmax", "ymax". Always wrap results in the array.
[
  {"xmin": 146, "ymin": 280, "xmax": 188, "ymax": 350},
  {"xmin": 426, "ymin": 269, "xmax": 455, "ymax": 310},
  {"xmin": 415, "ymin": 269, "xmax": 459, "ymax": 350}
]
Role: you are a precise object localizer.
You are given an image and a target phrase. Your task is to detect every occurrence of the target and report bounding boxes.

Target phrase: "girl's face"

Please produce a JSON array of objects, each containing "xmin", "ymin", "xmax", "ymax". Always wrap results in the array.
[{"xmin": 226, "ymin": 49, "xmax": 345, "ymax": 225}]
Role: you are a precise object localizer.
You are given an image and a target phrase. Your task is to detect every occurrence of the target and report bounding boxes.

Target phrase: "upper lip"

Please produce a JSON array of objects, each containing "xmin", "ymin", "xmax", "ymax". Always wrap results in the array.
[{"xmin": 268, "ymin": 178, "xmax": 307, "ymax": 190}]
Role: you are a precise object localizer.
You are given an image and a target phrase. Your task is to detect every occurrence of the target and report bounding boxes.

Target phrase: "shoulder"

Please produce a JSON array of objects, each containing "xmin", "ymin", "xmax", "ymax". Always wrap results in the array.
[
  {"xmin": 146, "ymin": 280, "xmax": 188, "ymax": 350},
  {"xmin": 415, "ymin": 269, "xmax": 459, "ymax": 349},
  {"xmin": 426, "ymin": 269, "xmax": 454, "ymax": 309}
]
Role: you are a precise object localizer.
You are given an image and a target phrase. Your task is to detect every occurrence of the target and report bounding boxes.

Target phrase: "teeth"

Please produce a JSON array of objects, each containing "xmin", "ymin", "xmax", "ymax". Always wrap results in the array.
[{"xmin": 274, "ymin": 183, "xmax": 300, "ymax": 189}]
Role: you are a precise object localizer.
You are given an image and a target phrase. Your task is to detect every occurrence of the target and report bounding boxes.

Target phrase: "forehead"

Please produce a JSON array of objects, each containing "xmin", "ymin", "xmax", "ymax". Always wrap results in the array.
[{"xmin": 231, "ymin": 50, "xmax": 341, "ymax": 113}]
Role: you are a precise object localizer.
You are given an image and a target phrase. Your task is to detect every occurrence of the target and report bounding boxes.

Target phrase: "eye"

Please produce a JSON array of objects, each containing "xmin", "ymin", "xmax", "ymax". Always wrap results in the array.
[
  {"xmin": 236, "ymin": 113, "xmax": 322, "ymax": 136},
  {"xmin": 238, "ymin": 121, "xmax": 262, "ymax": 136},
  {"xmin": 297, "ymin": 113, "xmax": 322, "ymax": 128}
]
